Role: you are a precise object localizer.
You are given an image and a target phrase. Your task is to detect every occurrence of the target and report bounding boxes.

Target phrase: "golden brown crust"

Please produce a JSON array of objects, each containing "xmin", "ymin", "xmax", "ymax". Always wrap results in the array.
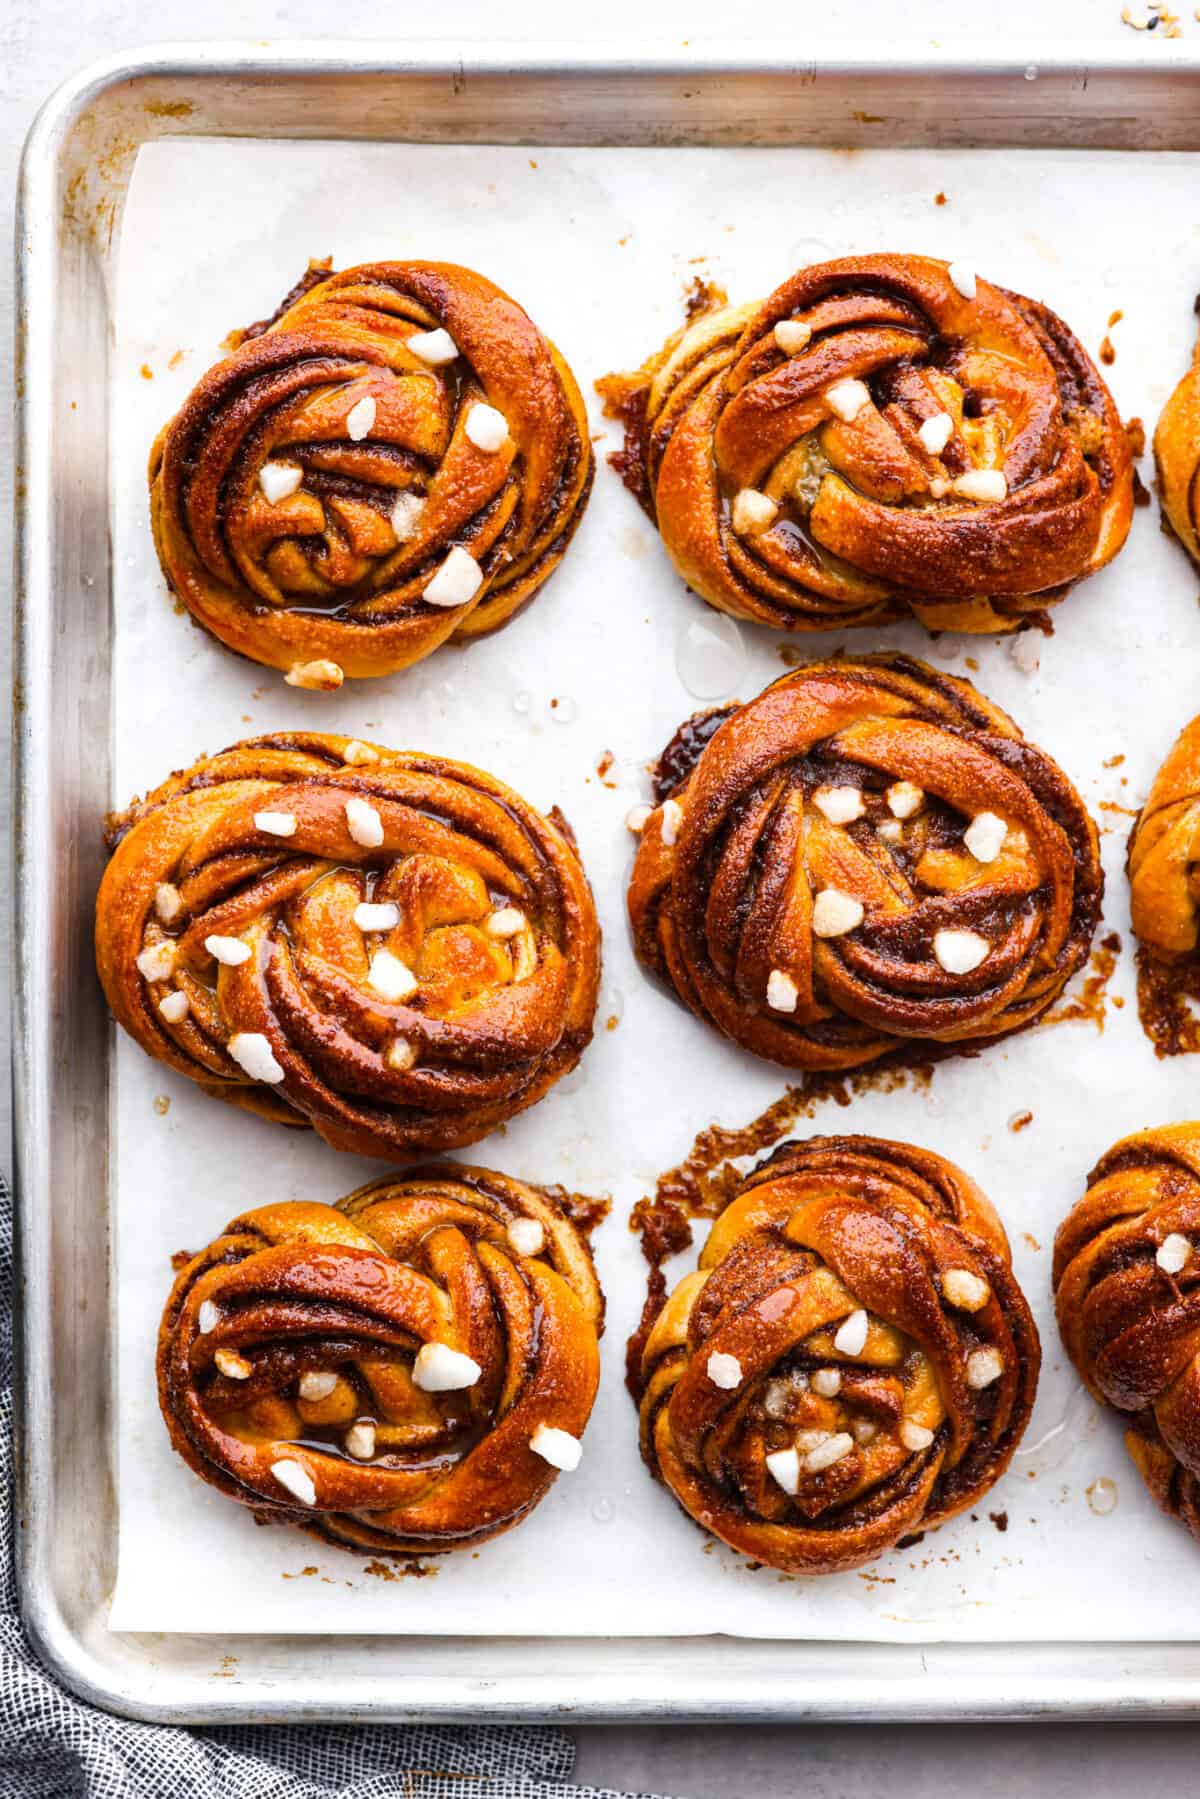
[
  {"xmin": 1154, "ymin": 326, "xmax": 1200, "ymax": 565},
  {"xmin": 1053, "ymin": 1125, "xmax": 1200, "ymax": 1547},
  {"xmin": 1126, "ymin": 716, "xmax": 1200, "ymax": 1056},
  {"xmin": 149, "ymin": 260, "xmax": 593, "ymax": 682},
  {"xmin": 636, "ymin": 1134, "xmax": 1039, "ymax": 1575},
  {"xmin": 600, "ymin": 254, "xmax": 1132, "ymax": 636},
  {"xmin": 157, "ymin": 1165, "xmax": 603, "ymax": 1554},
  {"xmin": 96, "ymin": 731, "xmax": 601, "ymax": 1156},
  {"xmin": 628, "ymin": 653, "xmax": 1102, "ymax": 1072}
]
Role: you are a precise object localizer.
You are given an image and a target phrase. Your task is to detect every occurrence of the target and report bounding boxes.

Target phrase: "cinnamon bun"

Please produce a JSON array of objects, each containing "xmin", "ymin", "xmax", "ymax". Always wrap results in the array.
[
  {"xmin": 96, "ymin": 732, "xmax": 600, "ymax": 1156},
  {"xmin": 158, "ymin": 1164, "xmax": 603, "ymax": 1553},
  {"xmin": 1054, "ymin": 1125, "xmax": 1200, "ymax": 1546},
  {"xmin": 628, "ymin": 653, "xmax": 1102, "ymax": 1071},
  {"xmin": 635, "ymin": 1134, "xmax": 1038, "ymax": 1574},
  {"xmin": 150, "ymin": 260, "xmax": 593, "ymax": 685},
  {"xmin": 600, "ymin": 254, "xmax": 1131, "ymax": 636}
]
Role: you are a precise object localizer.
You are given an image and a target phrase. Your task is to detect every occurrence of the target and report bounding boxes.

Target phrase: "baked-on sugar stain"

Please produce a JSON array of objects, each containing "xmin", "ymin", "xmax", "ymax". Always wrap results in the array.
[
  {"xmin": 1135, "ymin": 945, "xmax": 1200, "ymax": 1057},
  {"xmin": 1043, "ymin": 931, "xmax": 1121, "ymax": 1031},
  {"xmin": 545, "ymin": 1185, "xmax": 612, "ymax": 1237}
]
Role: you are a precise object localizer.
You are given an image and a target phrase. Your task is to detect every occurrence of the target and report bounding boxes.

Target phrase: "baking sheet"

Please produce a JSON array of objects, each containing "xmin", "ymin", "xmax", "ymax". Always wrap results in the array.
[{"xmin": 107, "ymin": 136, "xmax": 1200, "ymax": 1639}]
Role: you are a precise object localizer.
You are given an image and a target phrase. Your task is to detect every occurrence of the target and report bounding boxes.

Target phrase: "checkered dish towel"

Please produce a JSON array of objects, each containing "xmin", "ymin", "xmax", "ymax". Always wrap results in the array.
[{"xmin": 0, "ymin": 1176, "xmax": 670, "ymax": 1799}]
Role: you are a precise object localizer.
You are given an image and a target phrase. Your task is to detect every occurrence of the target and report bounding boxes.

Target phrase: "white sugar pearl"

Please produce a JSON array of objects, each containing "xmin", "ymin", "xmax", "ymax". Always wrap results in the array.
[
  {"xmin": 812, "ymin": 889, "xmax": 864, "ymax": 939},
  {"xmin": 877, "ymin": 819, "xmax": 904, "ymax": 845},
  {"xmin": 345, "ymin": 1422, "xmax": 377, "ymax": 1461},
  {"xmin": 660, "ymin": 799, "xmax": 683, "ymax": 846},
  {"xmin": 963, "ymin": 812, "xmax": 1007, "ymax": 864},
  {"xmin": 766, "ymin": 969, "xmax": 799, "ymax": 1013},
  {"xmin": 158, "ymin": 991, "xmax": 189, "ymax": 1024},
  {"xmin": 285, "ymin": 659, "xmax": 343, "ymax": 690},
  {"xmin": 900, "ymin": 1420, "xmax": 935, "ymax": 1451},
  {"xmin": 346, "ymin": 396, "xmax": 376, "ymax": 441},
  {"xmin": 833, "ymin": 1309, "xmax": 869, "ymax": 1356},
  {"xmin": 804, "ymin": 1431, "xmax": 854, "ymax": 1472},
  {"xmin": 227, "ymin": 1032, "xmax": 285, "ymax": 1083},
  {"xmin": 966, "ymin": 1347, "xmax": 1004, "ymax": 1389},
  {"xmin": 813, "ymin": 785, "xmax": 864, "ymax": 824},
  {"xmin": 1009, "ymin": 632, "xmax": 1041, "ymax": 675},
  {"xmin": 487, "ymin": 907, "xmax": 526, "ymax": 938},
  {"xmin": 215, "ymin": 1348, "xmax": 253, "ymax": 1380},
  {"xmin": 918, "ymin": 412, "xmax": 954, "ymax": 455},
  {"xmin": 765, "ymin": 1446, "xmax": 801, "ymax": 1496},
  {"xmin": 626, "ymin": 804, "xmax": 653, "ymax": 835},
  {"xmin": 530, "ymin": 1423, "xmax": 583, "ymax": 1471},
  {"xmin": 774, "ymin": 319, "xmax": 812, "ymax": 354},
  {"xmin": 407, "ymin": 327, "xmax": 459, "ymax": 366},
  {"xmin": 942, "ymin": 1269, "xmax": 990, "ymax": 1310},
  {"xmin": 385, "ymin": 1037, "xmax": 417, "ymax": 1072},
  {"xmin": 731, "ymin": 488, "xmax": 778, "ymax": 536},
  {"xmin": 887, "ymin": 781, "xmax": 924, "ymax": 819},
  {"xmin": 368, "ymin": 950, "xmax": 418, "ymax": 1003},
  {"xmin": 413, "ymin": 1342, "xmax": 482, "ymax": 1392},
  {"xmin": 136, "ymin": 941, "xmax": 176, "ymax": 982},
  {"xmin": 465, "ymin": 403, "xmax": 509, "ymax": 452},
  {"xmin": 298, "ymin": 1371, "xmax": 338, "ymax": 1401},
  {"xmin": 1157, "ymin": 1233, "xmax": 1192, "ymax": 1275},
  {"xmin": 390, "ymin": 492, "xmax": 426, "ymax": 540},
  {"xmin": 259, "ymin": 461, "xmax": 303, "ymax": 503},
  {"xmin": 811, "ymin": 1368, "xmax": 842, "ymax": 1398},
  {"xmin": 345, "ymin": 797, "xmax": 384, "ymax": 848},
  {"xmin": 154, "ymin": 882, "xmax": 183, "ymax": 923},
  {"xmin": 824, "ymin": 378, "xmax": 871, "ymax": 423},
  {"xmin": 353, "ymin": 902, "xmax": 401, "ymax": 932},
  {"xmin": 948, "ymin": 261, "xmax": 977, "ymax": 300},
  {"xmin": 507, "ymin": 1218, "xmax": 545, "ymax": 1257},
  {"xmin": 342, "ymin": 739, "xmax": 379, "ymax": 766},
  {"xmin": 254, "ymin": 811, "xmax": 297, "ymax": 837},
  {"xmin": 933, "ymin": 929, "xmax": 990, "ymax": 975},
  {"xmin": 272, "ymin": 1460, "xmax": 317, "ymax": 1506},
  {"xmin": 424, "ymin": 545, "xmax": 484, "ymax": 609},
  {"xmin": 205, "ymin": 935, "xmax": 251, "ymax": 967},
  {"xmin": 198, "ymin": 1300, "xmax": 221, "ymax": 1335},
  {"xmin": 706, "ymin": 1352, "xmax": 743, "ymax": 1390},
  {"xmin": 953, "ymin": 469, "xmax": 1007, "ymax": 503}
]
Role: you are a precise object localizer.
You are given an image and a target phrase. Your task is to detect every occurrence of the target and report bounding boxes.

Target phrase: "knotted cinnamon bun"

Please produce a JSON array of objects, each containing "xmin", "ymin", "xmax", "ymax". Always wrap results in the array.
[
  {"xmin": 149, "ymin": 260, "xmax": 593, "ymax": 686},
  {"xmin": 159, "ymin": 1164, "xmax": 603, "ymax": 1553},
  {"xmin": 635, "ymin": 1134, "xmax": 1038, "ymax": 1574},
  {"xmin": 96, "ymin": 732, "xmax": 600, "ymax": 1155},
  {"xmin": 600, "ymin": 254, "xmax": 1131, "ymax": 635},
  {"xmin": 1054, "ymin": 1125, "xmax": 1200, "ymax": 1546},
  {"xmin": 628, "ymin": 653, "xmax": 1102, "ymax": 1071},
  {"xmin": 1127, "ymin": 714, "xmax": 1200, "ymax": 1056}
]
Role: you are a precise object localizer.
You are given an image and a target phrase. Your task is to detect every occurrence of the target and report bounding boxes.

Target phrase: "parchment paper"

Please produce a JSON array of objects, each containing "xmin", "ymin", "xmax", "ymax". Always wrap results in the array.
[{"xmin": 108, "ymin": 137, "xmax": 1200, "ymax": 1638}]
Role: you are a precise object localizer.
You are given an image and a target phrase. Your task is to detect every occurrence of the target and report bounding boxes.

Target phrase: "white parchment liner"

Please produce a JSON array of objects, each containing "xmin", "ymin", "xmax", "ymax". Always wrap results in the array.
[{"xmin": 108, "ymin": 138, "xmax": 1199, "ymax": 1638}]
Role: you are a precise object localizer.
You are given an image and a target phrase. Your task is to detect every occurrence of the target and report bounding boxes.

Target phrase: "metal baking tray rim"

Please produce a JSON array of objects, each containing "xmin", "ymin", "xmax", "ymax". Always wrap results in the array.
[{"xmin": 15, "ymin": 38, "xmax": 1200, "ymax": 1724}]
